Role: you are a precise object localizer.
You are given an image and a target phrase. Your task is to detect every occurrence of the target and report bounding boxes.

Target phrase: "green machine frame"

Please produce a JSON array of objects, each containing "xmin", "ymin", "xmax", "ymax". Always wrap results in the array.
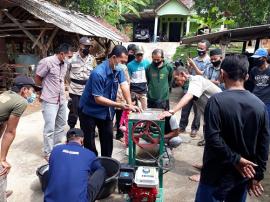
[{"xmin": 128, "ymin": 109, "xmax": 165, "ymax": 202}]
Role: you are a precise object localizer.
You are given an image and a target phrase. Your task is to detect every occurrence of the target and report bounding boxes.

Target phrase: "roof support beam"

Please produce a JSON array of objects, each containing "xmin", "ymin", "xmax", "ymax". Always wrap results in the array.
[
  {"xmin": 2, "ymin": 9, "xmax": 43, "ymax": 49},
  {"xmin": 31, "ymin": 29, "xmax": 46, "ymax": 49}
]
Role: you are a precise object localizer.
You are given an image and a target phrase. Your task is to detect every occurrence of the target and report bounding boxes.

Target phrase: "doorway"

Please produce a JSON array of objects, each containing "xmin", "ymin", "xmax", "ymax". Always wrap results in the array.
[{"xmin": 169, "ymin": 22, "xmax": 181, "ymax": 42}]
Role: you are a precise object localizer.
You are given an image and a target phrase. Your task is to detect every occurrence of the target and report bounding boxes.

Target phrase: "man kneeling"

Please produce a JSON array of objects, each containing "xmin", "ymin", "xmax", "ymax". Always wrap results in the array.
[{"xmin": 44, "ymin": 128, "xmax": 106, "ymax": 202}]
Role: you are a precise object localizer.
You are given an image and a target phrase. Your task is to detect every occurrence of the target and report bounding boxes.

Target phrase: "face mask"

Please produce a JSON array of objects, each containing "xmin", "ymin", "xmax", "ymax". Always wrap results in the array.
[
  {"xmin": 27, "ymin": 92, "xmax": 36, "ymax": 104},
  {"xmin": 64, "ymin": 57, "xmax": 70, "ymax": 64},
  {"xmin": 82, "ymin": 48, "xmax": 90, "ymax": 56},
  {"xmin": 254, "ymin": 58, "xmax": 265, "ymax": 67},
  {"xmin": 211, "ymin": 60, "xmax": 221, "ymax": 67},
  {"xmin": 153, "ymin": 61, "xmax": 162, "ymax": 67},
  {"xmin": 128, "ymin": 54, "xmax": 135, "ymax": 63},
  {"xmin": 197, "ymin": 50, "xmax": 206, "ymax": 57}
]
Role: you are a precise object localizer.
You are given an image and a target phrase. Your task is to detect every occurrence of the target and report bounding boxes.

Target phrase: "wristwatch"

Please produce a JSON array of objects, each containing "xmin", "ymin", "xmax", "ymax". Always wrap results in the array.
[{"xmin": 169, "ymin": 110, "xmax": 175, "ymax": 115}]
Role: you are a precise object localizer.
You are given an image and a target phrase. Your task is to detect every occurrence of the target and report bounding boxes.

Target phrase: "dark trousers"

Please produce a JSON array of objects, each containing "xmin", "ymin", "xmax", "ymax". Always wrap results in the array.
[
  {"xmin": 179, "ymin": 99, "xmax": 201, "ymax": 131},
  {"xmin": 195, "ymin": 181, "xmax": 248, "ymax": 202},
  {"xmin": 67, "ymin": 93, "xmax": 81, "ymax": 129},
  {"xmin": 115, "ymin": 109, "xmax": 123, "ymax": 139},
  {"xmin": 79, "ymin": 110, "xmax": 113, "ymax": 157},
  {"xmin": 88, "ymin": 168, "xmax": 106, "ymax": 202},
  {"xmin": 147, "ymin": 99, "xmax": 170, "ymax": 111}
]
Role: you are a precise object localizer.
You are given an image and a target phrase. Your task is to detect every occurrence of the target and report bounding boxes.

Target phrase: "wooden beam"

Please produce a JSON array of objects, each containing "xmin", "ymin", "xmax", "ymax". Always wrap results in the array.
[
  {"xmin": 0, "ymin": 22, "xmax": 48, "ymax": 28},
  {"xmin": 2, "ymin": 10, "xmax": 43, "ymax": 49},
  {"xmin": 32, "ymin": 29, "xmax": 46, "ymax": 49},
  {"xmin": 45, "ymin": 27, "xmax": 59, "ymax": 50},
  {"xmin": 0, "ymin": 27, "xmax": 53, "ymax": 32}
]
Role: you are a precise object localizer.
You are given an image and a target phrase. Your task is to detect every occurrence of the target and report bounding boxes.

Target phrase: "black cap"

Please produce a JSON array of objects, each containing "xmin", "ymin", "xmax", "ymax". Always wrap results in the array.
[
  {"xmin": 14, "ymin": 76, "xmax": 42, "ymax": 91},
  {"xmin": 79, "ymin": 37, "xmax": 92, "ymax": 46},
  {"xmin": 66, "ymin": 128, "xmax": 84, "ymax": 139},
  {"xmin": 210, "ymin": 48, "xmax": 222, "ymax": 56}
]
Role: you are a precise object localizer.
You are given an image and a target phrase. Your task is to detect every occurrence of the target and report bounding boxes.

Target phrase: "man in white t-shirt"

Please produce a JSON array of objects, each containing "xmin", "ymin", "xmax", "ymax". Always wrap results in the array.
[{"xmin": 159, "ymin": 66, "xmax": 222, "ymax": 181}]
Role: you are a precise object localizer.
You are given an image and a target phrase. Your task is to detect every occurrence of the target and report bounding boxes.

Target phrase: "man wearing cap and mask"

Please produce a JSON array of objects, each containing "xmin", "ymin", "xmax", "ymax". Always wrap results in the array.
[
  {"xmin": 44, "ymin": 128, "xmax": 106, "ymax": 202},
  {"xmin": 67, "ymin": 37, "xmax": 97, "ymax": 129},
  {"xmin": 179, "ymin": 39, "xmax": 212, "ymax": 140},
  {"xmin": 127, "ymin": 45, "xmax": 150, "ymax": 110},
  {"xmin": 203, "ymin": 48, "xmax": 224, "ymax": 90},
  {"xmin": 35, "ymin": 43, "xmax": 73, "ymax": 161},
  {"xmin": 0, "ymin": 76, "xmax": 41, "ymax": 201},
  {"xmin": 249, "ymin": 48, "xmax": 270, "ymax": 125}
]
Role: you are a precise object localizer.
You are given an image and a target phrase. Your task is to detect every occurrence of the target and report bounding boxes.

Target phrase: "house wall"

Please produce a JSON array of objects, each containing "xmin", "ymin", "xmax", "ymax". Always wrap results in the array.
[
  {"xmin": 159, "ymin": 15, "xmax": 187, "ymax": 39},
  {"xmin": 157, "ymin": 0, "xmax": 189, "ymax": 16}
]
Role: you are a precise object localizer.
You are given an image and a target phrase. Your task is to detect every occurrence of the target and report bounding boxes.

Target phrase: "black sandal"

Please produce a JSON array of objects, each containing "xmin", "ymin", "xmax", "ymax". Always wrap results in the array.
[{"xmin": 197, "ymin": 139, "xmax": 205, "ymax": 146}]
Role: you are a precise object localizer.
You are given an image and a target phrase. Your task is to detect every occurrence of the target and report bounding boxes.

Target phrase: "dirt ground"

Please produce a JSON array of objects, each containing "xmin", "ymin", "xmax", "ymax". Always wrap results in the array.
[
  {"xmin": 5, "ymin": 85, "xmax": 269, "ymax": 202},
  {"xmin": 5, "ymin": 42, "xmax": 270, "ymax": 201}
]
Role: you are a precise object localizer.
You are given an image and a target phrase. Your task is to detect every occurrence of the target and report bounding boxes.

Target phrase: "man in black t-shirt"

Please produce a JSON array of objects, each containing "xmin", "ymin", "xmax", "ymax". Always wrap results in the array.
[
  {"xmin": 195, "ymin": 55, "xmax": 270, "ymax": 202},
  {"xmin": 249, "ymin": 48, "xmax": 270, "ymax": 126}
]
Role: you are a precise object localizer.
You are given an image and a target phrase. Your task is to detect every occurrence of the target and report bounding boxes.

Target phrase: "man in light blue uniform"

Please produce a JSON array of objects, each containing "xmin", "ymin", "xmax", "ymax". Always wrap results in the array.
[{"xmin": 44, "ymin": 128, "xmax": 106, "ymax": 202}]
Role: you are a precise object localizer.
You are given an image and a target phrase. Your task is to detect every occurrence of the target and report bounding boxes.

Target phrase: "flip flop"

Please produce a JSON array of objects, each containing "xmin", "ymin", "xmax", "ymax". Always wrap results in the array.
[
  {"xmin": 192, "ymin": 163, "xmax": 202, "ymax": 170},
  {"xmin": 188, "ymin": 174, "xmax": 200, "ymax": 182},
  {"xmin": 6, "ymin": 190, "xmax": 13, "ymax": 198}
]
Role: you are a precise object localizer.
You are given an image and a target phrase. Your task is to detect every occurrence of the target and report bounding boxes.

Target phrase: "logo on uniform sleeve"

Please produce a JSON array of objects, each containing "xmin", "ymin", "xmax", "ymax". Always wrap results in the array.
[{"xmin": 62, "ymin": 149, "xmax": 79, "ymax": 155}]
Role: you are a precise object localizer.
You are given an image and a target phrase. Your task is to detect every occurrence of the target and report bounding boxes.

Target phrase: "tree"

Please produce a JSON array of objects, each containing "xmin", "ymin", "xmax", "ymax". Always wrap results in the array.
[
  {"xmin": 194, "ymin": 0, "xmax": 270, "ymax": 28},
  {"xmin": 48, "ymin": 0, "xmax": 150, "ymax": 26}
]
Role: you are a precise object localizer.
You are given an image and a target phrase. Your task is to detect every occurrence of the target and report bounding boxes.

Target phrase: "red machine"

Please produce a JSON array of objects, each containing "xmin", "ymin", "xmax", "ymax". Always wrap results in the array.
[{"xmin": 129, "ymin": 184, "xmax": 158, "ymax": 202}]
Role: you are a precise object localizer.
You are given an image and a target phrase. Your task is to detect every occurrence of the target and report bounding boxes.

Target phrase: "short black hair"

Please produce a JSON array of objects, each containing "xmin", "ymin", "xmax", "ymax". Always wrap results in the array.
[
  {"xmin": 221, "ymin": 54, "xmax": 249, "ymax": 81},
  {"xmin": 174, "ymin": 66, "xmax": 189, "ymax": 75},
  {"xmin": 127, "ymin": 44, "xmax": 137, "ymax": 52},
  {"xmin": 55, "ymin": 43, "xmax": 73, "ymax": 54},
  {"xmin": 108, "ymin": 45, "xmax": 128, "ymax": 58},
  {"xmin": 152, "ymin": 49, "xmax": 164, "ymax": 58},
  {"xmin": 199, "ymin": 39, "xmax": 211, "ymax": 50}
]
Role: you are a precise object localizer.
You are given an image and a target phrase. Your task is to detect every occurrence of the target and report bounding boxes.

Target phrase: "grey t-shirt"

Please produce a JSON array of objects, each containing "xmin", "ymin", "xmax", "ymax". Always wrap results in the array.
[
  {"xmin": 250, "ymin": 66, "xmax": 270, "ymax": 104},
  {"xmin": 187, "ymin": 75, "xmax": 222, "ymax": 114}
]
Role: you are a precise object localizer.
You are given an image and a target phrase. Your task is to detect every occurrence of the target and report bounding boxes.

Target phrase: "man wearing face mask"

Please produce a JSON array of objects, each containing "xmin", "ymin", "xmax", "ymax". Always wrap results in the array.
[
  {"xmin": 79, "ymin": 45, "xmax": 141, "ymax": 157},
  {"xmin": 203, "ymin": 48, "xmax": 224, "ymax": 90},
  {"xmin": 146, "ymin": 49, "xmax": 174, "ymax": 110},
  {"xmin": 0, "ymin": 76, "xmax": 41, "ymax": 201},
  {"xmin": 127, "ymin": 44, "xmax": 137, "ymax": 64},
  {"xmin": 249, "ymin": 48, "xmax": 270, "ymax": 125},
  {"xmin": 180, "ymin": 39, "xmax": 212, "ymax": 141},
  {"xmin": 67, "ymin": 37, "xmax": 97, "ymax": 129},
  {"xmin": 35, "ymin": 43, "xmax": 73, "ymax": 161}
]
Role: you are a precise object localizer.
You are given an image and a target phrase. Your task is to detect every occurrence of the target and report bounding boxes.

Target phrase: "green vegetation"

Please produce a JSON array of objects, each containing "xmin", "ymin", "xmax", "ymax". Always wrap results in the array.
[{"xmin": 194, "ymin": 0, "xmax": 270, "ymax": 28}]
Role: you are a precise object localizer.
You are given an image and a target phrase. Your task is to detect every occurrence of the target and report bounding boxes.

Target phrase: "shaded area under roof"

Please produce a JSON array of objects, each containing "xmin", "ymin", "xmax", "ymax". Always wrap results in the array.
[
  {"xmin": 181, "ymin": 24, "xmax": 270, "ymax": 44},
  {"xmin": 4, "ymin": 0, "xmax": 128, "ymax": 42}
]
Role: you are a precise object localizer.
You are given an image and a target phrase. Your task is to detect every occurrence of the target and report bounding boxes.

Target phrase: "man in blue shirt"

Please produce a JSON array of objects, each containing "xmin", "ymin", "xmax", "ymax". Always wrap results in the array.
[
  {"xmin": 128, "ymin": 45, "xmax": 150, "ymax": 110},
  {"xmin": 44, "ymin": 128, "xmax": 106, "ymax": 202},
  {"xmin": 79, "ymin": 45, "xmax": 140, "ymax": 157}
]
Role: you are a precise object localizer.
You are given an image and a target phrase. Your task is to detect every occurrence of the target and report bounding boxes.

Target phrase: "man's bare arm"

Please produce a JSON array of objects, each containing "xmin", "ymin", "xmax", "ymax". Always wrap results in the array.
[
  {"xmin": 35, "ymin": 75, "xmax": 43, "ymax": 86},
  {"xmin": 120, "ymin": 82, "xmax": 132, "ymax": 105}
]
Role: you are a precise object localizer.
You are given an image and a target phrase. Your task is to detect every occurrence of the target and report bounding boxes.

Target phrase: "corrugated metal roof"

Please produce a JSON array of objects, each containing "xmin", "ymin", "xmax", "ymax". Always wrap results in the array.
[
  {"xmin": 181, "ymin": 24, "xmax": 270, "ymax": 44},
  {"xmin": 14, "ymin": 0, "xmax": 128, "ymax": 42}
]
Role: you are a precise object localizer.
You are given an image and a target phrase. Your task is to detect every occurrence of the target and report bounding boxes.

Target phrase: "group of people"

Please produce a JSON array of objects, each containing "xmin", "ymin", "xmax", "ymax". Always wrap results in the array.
[{"xmin": 0, "ymin": 35, "xmax": 269, "ymax": 202}]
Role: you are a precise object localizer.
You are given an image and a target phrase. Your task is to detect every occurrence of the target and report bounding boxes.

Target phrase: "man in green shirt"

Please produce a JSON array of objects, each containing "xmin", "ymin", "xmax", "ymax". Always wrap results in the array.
[
  {"xmin": 0, "ymin": 76, "xmax": 40, "ymax": 201},
  {"xmin": 146, "ymin": 49, "xmax": 174, "ymax": 110}
]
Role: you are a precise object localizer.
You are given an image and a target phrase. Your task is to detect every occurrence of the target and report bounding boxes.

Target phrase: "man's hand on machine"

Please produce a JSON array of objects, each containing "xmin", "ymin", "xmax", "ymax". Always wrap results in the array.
[
  {"xmin": 121, "ymin": 103, "xmax": 142, "ymax": 113},
  {"xmin": 158, "ymin": 110, "xmax": 174, "ymax": 119},
  {"xmin": 0, "ymin": 160, "xmax": 11, "ymax": 176}
]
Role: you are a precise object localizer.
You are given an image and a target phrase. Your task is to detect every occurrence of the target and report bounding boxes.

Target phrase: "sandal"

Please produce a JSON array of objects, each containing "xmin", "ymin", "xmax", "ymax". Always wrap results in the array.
[
  {"xmin": 6, "ymin": 190, "xmax": 13, "ymax": 198},
  {"xmin": 192, "ymin": 163, "xmax": 203, "ymax": 170},
  {"xmin": 197, "ymin": 139, "xmax": 205, "ymax": 146},
  {"xmin": 188, "ymin": 174, "xmax": 200, "ymax": 182}
]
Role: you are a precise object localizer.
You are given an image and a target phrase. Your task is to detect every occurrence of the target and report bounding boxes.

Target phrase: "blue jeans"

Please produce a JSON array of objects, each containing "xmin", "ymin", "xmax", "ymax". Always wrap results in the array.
[
  {"xmin": 195, "ymin": 182, "xmax": 248, "ymax": 202},
  {"xmin": 42, "ymin": 100, "xmax": 67, "ymax": 156},
  {"xmin": 265, "ymin": 103, "xmax": 270, "ymax": 128}
]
